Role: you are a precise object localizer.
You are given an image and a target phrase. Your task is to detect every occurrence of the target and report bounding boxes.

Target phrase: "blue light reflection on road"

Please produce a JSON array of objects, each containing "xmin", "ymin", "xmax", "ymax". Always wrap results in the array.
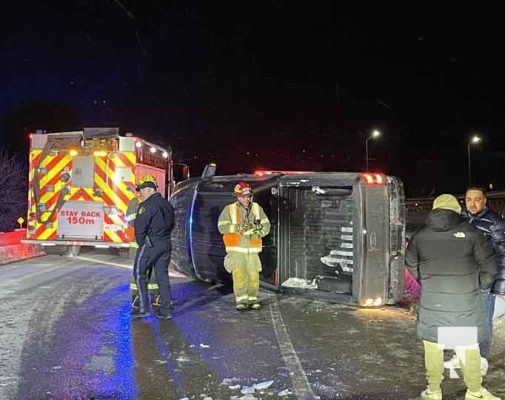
[{"xmin": 80, "ymin": 284, "xmax": 138, "ymax": 399}]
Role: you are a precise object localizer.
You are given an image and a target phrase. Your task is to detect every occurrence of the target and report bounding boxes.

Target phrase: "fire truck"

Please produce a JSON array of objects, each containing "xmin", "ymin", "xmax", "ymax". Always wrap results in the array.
[
  {"xmin": 170, "ymin": 166, "xmax": 406, "ymax": 307},
  {"xmin": 22, "ymin": 127, "xmax": 174, "ymax": 256}
]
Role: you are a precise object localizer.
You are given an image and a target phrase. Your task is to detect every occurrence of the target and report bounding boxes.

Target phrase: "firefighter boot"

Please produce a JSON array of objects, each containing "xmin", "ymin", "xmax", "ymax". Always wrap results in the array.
[
  {"xmin": 421, "ymin": 340, "xmax": 444, "ymax": 399},
  {"xmin": 131, "ymin": 276, "xmax": 150, "ymax": 319},
  {"xmin": 155, "ymin": 310, "xmax": 173, "ymax": 320}
]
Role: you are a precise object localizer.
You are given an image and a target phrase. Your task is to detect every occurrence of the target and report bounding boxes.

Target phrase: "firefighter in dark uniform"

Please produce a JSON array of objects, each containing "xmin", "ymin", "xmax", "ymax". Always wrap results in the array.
[{"xmin": 131, "ymin": 175, "xmax": 175, "ymax": 320}]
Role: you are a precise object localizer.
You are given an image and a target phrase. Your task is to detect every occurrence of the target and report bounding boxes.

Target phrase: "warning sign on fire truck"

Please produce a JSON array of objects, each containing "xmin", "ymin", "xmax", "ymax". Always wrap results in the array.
[{"xmin": 57, "ymin": 201, "xmax": 104, "ymax": 239}]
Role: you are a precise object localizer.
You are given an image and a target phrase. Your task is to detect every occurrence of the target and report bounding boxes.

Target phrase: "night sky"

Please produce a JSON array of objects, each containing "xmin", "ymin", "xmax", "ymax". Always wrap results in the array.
[{"xmin": 2, "ymin": 2, "xmax": 505, "ymax": 196}]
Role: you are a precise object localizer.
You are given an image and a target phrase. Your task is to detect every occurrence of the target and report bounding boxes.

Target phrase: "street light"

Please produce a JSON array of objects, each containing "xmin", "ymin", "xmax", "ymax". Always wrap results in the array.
[
  {"xmin": 365, "ymin": 129, "xmax": 381, "ymax": 172},
  {"xmin": 467, "ymin": 135, "xmax": 481, "ymax": 186}
]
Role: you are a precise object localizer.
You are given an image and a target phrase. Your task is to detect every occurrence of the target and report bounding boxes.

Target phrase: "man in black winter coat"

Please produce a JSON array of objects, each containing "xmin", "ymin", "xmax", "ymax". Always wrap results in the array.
[
  {"xmin": 464, "ymin": 187, "xmax": 505, "ymax": 361},
  {"xmin": 406, "ymin": 194, "xmax": 499, "ymax": 400},
  {"xmin": 131, "ymin": 175, "xmax": 175, "ymax": 320}
]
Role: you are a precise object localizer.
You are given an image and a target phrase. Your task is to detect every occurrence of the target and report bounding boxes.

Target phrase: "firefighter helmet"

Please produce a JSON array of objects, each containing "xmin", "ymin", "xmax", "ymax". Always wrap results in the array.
[
  {"xmin": 136, "ymin": 174, "xmax": 158, "ymax": 190},
  {"xmin": 234, "ymin": 181, "xmax": 253, "ymax": 196}
]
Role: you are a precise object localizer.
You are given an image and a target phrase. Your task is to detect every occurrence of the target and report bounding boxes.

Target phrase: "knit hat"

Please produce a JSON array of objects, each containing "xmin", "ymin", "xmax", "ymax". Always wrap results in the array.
[{"xmin": 432, "ymin": 194, "xmax": 462, "ymax": 214}]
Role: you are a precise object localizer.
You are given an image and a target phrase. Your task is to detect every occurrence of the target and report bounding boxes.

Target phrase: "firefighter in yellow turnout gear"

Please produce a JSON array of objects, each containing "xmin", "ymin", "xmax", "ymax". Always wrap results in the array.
[{"xmin": 218, "ymin": 181, "xmax": 270, "ymax": 311}]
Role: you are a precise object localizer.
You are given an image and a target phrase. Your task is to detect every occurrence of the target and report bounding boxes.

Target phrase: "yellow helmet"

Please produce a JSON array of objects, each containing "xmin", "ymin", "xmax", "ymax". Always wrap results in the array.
[{"xmin": 136, "ymin": 174, "xmax": 158, "ymax": 190}]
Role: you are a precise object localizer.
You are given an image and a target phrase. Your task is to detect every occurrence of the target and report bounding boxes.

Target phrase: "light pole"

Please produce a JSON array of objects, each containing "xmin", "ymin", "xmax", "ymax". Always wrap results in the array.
[
  {"xmin": 365, "ymin": 129, "xmax": 381, "ymax": 172},
  {"xmin": 467, "ymin": 135, "xmax": 481, "ymax": 186}
]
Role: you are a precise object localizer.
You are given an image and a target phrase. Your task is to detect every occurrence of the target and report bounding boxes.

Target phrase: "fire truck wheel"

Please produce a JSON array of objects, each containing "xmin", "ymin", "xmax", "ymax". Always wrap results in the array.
[
  {"xmin": 118, "ymin": 248, "xmax": 129, "ymax": 259},
  {"xmin": 129, "ymin": 248, "xmax": 138, "ymax": 260},
  {"xmin": 43, "ymin": 245, "xmax": 67, "ymax": 256},
  {"xmin": 66, "ymin": 245, "xmax": 81, "ymax": 257}
]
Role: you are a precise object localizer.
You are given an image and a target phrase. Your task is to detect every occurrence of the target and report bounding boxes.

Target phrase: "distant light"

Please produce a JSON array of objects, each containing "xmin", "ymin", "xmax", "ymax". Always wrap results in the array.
[
  {"xmin": 150, "ymin": 147, "xmax": 156, "ymax": 153},
  {"xmin": 371, "ymin": 129, "xmax": 381, "ymax": 138},
  {"xmin": 162, "ymin": 152, "xmax": 168, "ymax": 158},
  {"xmin": 470, "ymin": 135, "xmax": 481, "ymax": 145},
  {"xmin": 135, "ymin": 141, "xmax": 142, "ymax": 148}
]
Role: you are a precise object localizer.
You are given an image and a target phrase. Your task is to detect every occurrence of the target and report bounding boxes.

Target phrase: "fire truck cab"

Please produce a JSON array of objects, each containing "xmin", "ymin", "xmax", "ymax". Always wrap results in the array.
[
  {"xmin": 171, "ymin": 168, "xmax": 406, "ymax": 306},
  {"xmin": 23, "ymin": 127, "xmax": 172, "ymax": 256}
]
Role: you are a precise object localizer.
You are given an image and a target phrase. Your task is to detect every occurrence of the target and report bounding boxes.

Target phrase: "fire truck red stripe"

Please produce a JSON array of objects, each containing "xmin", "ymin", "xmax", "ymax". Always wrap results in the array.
[
  {"xmin": 94, "ymin": 168, "xmax": 130, "ymax": 206},
  {"xmin": 43, "ymin": 192, "xmax": 60, "ymax": 211},
  {"xmin": 31, "ymin": 151, "xmax": 42, "ymax": 167},
  {"xmin": 114, "ymin": 152, "xmax": 135, "ymax": 168},
  {"xmin": 70, "ymin": 188, "xmax": 94, "ymax": 201},
  {"xmin": 41, "ymin": 153, "xmax": 67, "ymax": 173}
]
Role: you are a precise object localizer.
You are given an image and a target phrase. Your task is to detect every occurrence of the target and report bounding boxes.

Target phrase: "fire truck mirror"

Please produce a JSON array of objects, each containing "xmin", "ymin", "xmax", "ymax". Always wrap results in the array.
[{"xmin": 173, "ymin": 163, "xmax": 190, "ymax": 182}]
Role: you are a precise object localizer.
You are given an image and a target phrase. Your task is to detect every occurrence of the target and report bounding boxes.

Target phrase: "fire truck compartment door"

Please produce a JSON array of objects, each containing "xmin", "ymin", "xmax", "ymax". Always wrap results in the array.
[
  {"xmin": 72, "ymin": 156, "xmax": 94, "ymax": 188},
  {"xmin": 57, "ymin": 201, "xmax": 104, "ymax": 239}
]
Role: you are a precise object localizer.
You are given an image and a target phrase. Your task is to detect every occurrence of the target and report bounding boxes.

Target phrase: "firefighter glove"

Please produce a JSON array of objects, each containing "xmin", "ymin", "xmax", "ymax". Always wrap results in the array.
[
  {"xmin": 238, "ymin": 223, "xmax": 252, "ymax": 233},
  {"xmin": 254, "ymin": 223, "xmax": 263, "ymax": 232}
]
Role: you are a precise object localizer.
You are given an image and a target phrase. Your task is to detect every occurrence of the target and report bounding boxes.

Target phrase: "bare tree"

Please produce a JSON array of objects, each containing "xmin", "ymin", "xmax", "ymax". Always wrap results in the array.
[{"xmin": 0, "ymin": 152, "xmax": 27, "ymax": 232}]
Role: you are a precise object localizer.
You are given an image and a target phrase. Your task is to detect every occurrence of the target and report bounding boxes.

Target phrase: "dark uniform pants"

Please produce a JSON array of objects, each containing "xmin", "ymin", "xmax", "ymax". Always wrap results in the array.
[{"xmin": 133, "ymin": 241, "xmax": 173, "ymax": 314}]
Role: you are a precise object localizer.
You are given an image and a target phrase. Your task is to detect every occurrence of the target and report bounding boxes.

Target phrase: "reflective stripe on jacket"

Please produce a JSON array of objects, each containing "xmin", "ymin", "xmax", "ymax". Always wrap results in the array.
[{"xmin": 217, "ymin": 201, "xmax": 270, "ymax": 254}]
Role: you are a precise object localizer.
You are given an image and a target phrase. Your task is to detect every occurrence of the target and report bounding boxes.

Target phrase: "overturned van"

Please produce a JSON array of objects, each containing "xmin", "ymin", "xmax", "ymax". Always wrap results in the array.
[{"xmin": 170, "ymin": 168, "xmax": 405, "ymax": 306}]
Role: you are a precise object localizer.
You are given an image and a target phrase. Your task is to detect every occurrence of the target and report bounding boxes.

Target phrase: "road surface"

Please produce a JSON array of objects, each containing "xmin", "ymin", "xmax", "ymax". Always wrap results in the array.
[{"xmin": 1, "ymin": 250, "xmax": 504, "ymax": 400}]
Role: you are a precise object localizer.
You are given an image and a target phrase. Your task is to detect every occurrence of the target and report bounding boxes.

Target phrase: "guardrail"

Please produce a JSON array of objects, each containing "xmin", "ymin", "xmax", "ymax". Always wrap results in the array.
[
  {"xmin": 0, "ymin": 229, "xmax": 45, "ymax": 265},
  {"xmin": 0, "ymin": 229, "xmax": 25, "ymax": 246}
]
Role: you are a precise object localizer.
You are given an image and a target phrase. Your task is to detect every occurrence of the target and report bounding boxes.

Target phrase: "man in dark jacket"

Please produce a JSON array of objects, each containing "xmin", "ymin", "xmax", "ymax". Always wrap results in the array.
[
  {"xmin": 464, "ymin": 187, "xmax": 505, "ymax": 362},
  {"xmin": 132, "ymin": 175, "xmax": 175, "ymax": 320},
  {"xmin": 406, "ymin": 194, "xmax": 499, "ymax": 400}
]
